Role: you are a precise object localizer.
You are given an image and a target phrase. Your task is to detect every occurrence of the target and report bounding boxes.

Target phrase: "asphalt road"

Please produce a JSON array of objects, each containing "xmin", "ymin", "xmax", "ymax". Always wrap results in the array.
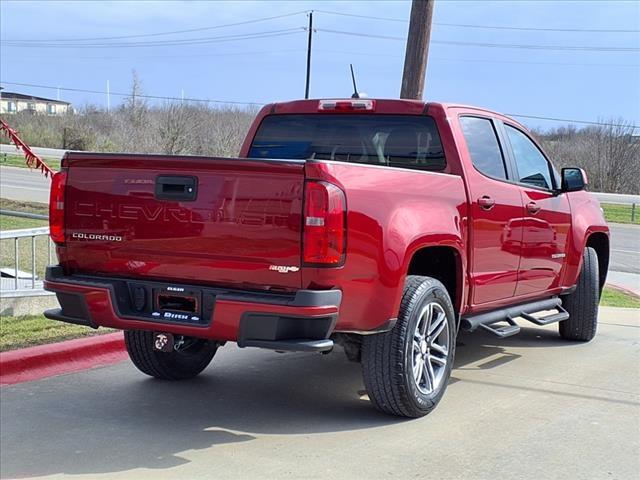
[
  {"xmin": 1, "ymin": 307, "xmax": 638, "ymax": 480},
  {"xmin": 0, "ymin": 166, "xmax": 51, "ymax": 203},
  {"xmin": 609, "ymin": 223, "xmax": 640, "ymax": 275},
  {"xmin": 1, "ymin": 144, "xmax": 70, "ymax": 160}
]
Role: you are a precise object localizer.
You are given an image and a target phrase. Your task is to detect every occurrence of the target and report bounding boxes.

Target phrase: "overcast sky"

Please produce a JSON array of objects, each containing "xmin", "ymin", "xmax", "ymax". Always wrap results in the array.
[{"xmin": 1, "ymin": 0, "xmax": 638, "ymax": 130}]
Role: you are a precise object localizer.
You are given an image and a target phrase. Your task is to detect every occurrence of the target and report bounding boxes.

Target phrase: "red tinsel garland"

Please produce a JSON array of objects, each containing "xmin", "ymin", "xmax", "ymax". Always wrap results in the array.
[{"xmin": 0, "ymin": 117, "xmax": 55, "ymax": 179}]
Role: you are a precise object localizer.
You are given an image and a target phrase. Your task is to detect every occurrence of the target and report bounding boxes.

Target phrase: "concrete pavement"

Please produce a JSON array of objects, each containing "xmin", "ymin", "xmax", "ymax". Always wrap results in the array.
[{"xmin": 1, "ymin": 306, "xmax": 638, "ymax": 479}]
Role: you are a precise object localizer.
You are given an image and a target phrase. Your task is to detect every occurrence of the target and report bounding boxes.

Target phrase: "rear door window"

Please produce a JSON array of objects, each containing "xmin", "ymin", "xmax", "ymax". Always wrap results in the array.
[
  {"xmin": 459, "ymin": 116, "xmax": 508, "ymax": 180},
  {"xmin": 249, "ymin": 114, "xmax": 446, "ymax": 171}
]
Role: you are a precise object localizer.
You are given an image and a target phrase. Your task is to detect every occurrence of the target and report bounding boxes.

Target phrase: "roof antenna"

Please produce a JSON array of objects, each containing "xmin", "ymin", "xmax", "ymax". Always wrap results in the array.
[{"xmin": 350, "ymin": 64, "xmax": 360, "ymax": 99}]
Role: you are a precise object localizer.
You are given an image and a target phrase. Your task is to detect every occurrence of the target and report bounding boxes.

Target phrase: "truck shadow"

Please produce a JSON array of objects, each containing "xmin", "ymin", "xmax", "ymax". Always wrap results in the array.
[
  {"xmin": 455, "ymin": 324, "xmax": 577, "ymax": 370},
  {"xmin": 1, "ymin": 326, "xmax": 578, "ymax": 478}
]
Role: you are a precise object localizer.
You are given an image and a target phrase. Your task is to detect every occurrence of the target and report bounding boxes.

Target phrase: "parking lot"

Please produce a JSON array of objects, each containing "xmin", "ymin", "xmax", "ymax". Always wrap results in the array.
[{"xmin": 1, "ymin": 306, "xmax": 638, "ymax": 480}]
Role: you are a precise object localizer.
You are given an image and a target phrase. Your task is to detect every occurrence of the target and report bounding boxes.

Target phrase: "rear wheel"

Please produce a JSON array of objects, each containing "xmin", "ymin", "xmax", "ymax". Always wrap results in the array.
[
  {"xmin": 559, "ymin": 247, "xmax": 599, "ymax": 342},
  {"xmin": 361, "ymin": 276, "xmax": 456, "ymax": 418},
  {"xmin": 124, "ymin": 330, "xmax": 219, "ymax": 380}
]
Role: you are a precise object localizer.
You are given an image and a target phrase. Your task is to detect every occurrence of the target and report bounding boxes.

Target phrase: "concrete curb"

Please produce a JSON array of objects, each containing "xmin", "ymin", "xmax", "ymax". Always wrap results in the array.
[
  {"xmin": 607, "ymin": 283, "xmax": 640, "ymax": 299},
  {"xmin": 0, "ymin": 332, "xmax": 127, "ymax": 386}
]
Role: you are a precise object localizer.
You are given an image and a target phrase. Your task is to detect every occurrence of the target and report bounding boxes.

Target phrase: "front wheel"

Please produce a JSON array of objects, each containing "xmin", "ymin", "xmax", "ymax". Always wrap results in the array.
[
  {"xmin": 124, "ymin": 330, "xmax": 219, "ymax": 380},
  {"xmin": 559, "ymin": 247, "xmax": 600, "ymax": 342},
  {"xmin": 361, "ymin": 276, "xmax": 456, "ymax": 418}
]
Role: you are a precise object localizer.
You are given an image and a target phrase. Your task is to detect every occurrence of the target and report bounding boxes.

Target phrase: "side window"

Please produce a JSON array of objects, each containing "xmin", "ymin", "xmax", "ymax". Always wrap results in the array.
[
  {"xmin": 459, "ymin": 117, "xmax": 507, "ymax": 180},
  {"xmin": 505, "ymin": 125, "xmax": 553, "ymax": 190}
]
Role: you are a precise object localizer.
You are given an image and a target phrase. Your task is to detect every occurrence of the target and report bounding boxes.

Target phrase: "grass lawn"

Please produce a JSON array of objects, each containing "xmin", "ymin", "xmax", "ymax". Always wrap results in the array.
[
  {"xmin": 601, "ymin": 203, "xmax": 639, "ymax": 225},
  {"xmin": 600, "ymin": 287, "xmax": 640, "ymax": 308},
  {"xmin": 0, "ymin": 315, "xmax": 114, "ymax": 352},
  {"xmin": 0, "ymin": 197, "xmax": 49, "ymax": 216},
  {"xmin": 1, "ymin": 153, "xmax": 61, "ymax": 171},
  {"xmin": 0, "ymin": 215, "xmax": 47, "ymax": 230}
]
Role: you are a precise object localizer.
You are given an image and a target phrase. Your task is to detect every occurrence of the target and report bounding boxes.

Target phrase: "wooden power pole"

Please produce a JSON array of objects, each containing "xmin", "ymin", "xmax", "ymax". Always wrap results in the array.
[{"xmin": 400, "ymin": 0, "xmax": 435, "ymax": 100}]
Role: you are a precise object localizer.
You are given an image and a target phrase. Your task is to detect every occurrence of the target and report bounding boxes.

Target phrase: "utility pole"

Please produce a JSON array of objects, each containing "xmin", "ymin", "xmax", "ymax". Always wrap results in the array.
[
  {"xmin": 106, "ymin": 80, "xmax": 110, "ymax": 113},
  {"xmin": 304, "ymin": 11, "xmax": 313, "ymax": 99},
  {"xmin": 400, "ymin": 0, "xmax": 435, "ymax": 100}
]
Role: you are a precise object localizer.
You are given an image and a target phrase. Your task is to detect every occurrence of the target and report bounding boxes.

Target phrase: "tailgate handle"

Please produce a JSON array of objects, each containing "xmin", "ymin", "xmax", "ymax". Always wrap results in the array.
[{"xmin": 155, "ymin": 176, "xmax": 198, "ymax": 201}]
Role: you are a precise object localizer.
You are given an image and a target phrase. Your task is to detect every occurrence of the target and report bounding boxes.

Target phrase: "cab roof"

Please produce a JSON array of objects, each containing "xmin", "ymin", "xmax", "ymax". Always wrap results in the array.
[{"xmin": 263, "ymin": 98, "xmax": 526, "ymax": 129}]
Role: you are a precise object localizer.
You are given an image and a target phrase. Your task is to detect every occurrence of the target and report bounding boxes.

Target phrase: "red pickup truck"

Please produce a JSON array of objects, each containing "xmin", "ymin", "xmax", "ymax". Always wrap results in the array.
[{"xmin": 44, "ymin": 98, "xmax": 609, "ymax": 418}]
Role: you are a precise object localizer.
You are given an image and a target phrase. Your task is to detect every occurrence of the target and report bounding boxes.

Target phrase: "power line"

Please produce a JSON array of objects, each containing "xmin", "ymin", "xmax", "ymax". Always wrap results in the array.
[
  {"xmin": 506, "ymin": 113, "xmax": 638, "ymax": 129},
  {"xmin": 0, "ymin": 49, "xmax": 305, "ymax": 61},
  {"xmin": 2, "ymin": 48, "xmax": 640, "ymax": 68},
  {"xmin": 435, "ymin": 22, "xmax": 640, "ymax": 34},
  {"xmin": 2, "ymin": 28, "xmax": 306, "ymax": 48},
  {"xmin": 1, "ymin": 11, "xmax": 308, "ymax": 43},
  {"xmin": 313, "ymin": 49, "xmax": 640, "ymax": 67},
  {"xmin": 315, "ymin": 28, "xmax": 640, "ymax": 52},
  {"xmin": 5, "ymin": 8, "xmax": 637, "ymax": 47},
  {"xmin": 315, "ymin": 9, "xmax": 640, "ymax": 33},
  {"xmin": 1, "ymin": 81, "xmax": 637, "ymax": 128},
  {"xmin": 3, "ymin": 47, "xmax": 637, "ymax": 67},
  {"xmin": 0, "ymin": 81, "xmax": 266, "ymax": 106}
]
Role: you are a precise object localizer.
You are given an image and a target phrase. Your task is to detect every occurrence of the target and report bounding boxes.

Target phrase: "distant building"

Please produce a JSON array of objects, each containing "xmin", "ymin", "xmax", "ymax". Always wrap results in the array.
[{"xmin": 0, "ymin": 90, "xmax": 71, "ymax": 115}]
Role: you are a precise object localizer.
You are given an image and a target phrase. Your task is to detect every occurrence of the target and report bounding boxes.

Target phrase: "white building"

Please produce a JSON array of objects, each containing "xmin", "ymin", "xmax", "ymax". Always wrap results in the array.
[{"xmin": 0, "ymin": 90, "xmax": 71, "ymax": 115}]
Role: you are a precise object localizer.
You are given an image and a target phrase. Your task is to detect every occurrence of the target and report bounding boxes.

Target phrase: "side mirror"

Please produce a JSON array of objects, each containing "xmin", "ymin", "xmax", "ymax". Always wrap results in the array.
[{"xmin": 561, "ymin": 167, "xmax": 588, "ymax": 192}]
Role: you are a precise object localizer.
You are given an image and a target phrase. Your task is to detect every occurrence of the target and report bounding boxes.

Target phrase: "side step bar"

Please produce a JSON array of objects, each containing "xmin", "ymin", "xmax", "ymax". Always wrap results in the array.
[
  {"xmin": 478, "ymin": 317, "xmax": 521, "ymax": 338},
  {"xmin": 461, "ymin": 297, "xmax": 569, "ymax": 338},
  {"xmin": 520, "ymin": 308, "xmax": 569, "ymax": 326}
]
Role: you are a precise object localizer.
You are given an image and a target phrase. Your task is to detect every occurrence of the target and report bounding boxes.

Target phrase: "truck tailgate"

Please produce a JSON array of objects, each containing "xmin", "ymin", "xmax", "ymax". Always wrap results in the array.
[{"xmin": 62, "ymin": 153, "xmax": 304, "ymax": 290}]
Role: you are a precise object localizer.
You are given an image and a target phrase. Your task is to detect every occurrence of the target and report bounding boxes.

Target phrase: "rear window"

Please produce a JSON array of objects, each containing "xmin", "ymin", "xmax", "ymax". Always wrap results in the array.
[
  {"xmin": 249, "ymin": 114, "xmax": 446, "ymax": 171},
  {"xmin": 459, "ymin": 116, "xmax": 508, "ymax": 180}
]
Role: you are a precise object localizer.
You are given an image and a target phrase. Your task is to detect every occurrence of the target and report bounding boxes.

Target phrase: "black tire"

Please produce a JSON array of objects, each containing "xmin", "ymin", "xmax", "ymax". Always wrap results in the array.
[
  {"xmin": 559, "ymin": 247, "xmax": 599, "ymax": 342},
  {"xmin": 361, "ymin": 276, "xmax": 457, "ymax": 418},
  {"xmin": 124, "ymin": 330, "xmax": 218, "ymax": 380}
]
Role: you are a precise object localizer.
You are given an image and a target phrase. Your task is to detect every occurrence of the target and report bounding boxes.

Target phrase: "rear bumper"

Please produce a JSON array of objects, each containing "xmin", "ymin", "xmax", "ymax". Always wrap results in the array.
[{"xmin": 44, "ymin": 266, "xmax": 340, "ymax": 349}]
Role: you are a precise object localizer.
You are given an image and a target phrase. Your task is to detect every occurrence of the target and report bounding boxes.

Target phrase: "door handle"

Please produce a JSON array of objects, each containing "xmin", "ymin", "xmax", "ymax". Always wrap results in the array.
[
  {"xmin": 478, "ymin": 196, "xmax": 495, "ymax": 210},
  {"xmin": 155, "ymin": 175, "xmax": 198, "ymax": 201},
  {"xmin": 527, "ymin": 202, "xmax": 541, "ymax": 214}
]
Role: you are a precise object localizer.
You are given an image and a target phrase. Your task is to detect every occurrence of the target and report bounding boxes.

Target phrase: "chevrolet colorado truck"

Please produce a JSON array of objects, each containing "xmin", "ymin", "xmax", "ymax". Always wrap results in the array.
[{"xmin": 44, "ymin": 98, "xmax": 609, "ymax": 418}]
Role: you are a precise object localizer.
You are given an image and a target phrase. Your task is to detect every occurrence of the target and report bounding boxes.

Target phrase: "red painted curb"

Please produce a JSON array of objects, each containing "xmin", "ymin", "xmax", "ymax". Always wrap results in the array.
[{"xmin": 0, "ymin": 332, "xmax": 127, "ymax": 386}]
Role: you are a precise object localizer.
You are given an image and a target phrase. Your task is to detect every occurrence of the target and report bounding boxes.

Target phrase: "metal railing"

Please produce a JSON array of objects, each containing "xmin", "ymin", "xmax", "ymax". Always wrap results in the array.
[
  {"xmin": 591, "ymin": 192, "xmax": 640, "ymax": 205},
  {"xmin": 0, "ymin": 209, "xmax": 48, "ymax": 220},
  {"xmin": 0, "ymin": 226, "xmax": 53, "ymax": 295}
]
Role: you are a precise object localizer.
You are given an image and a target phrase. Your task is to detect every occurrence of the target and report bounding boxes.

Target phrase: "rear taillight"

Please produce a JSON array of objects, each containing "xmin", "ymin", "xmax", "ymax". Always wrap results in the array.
[
  {"xmin": 303, "ymin": 181, "xmax": 346, "ymax": 266},
  {"xmin": 49, "ymin": 170, "xmax": 67, "ymax": 245}
]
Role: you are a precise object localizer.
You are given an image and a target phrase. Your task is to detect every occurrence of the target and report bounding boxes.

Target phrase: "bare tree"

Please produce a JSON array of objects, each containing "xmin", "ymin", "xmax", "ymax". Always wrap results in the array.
[
  {"xmin": 539, "ymin": 119, "xmax": 639, "ymax": 194},
  {"xmin": 158, "ymin": 103, "xmax": 196, "ymax": 155}
]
